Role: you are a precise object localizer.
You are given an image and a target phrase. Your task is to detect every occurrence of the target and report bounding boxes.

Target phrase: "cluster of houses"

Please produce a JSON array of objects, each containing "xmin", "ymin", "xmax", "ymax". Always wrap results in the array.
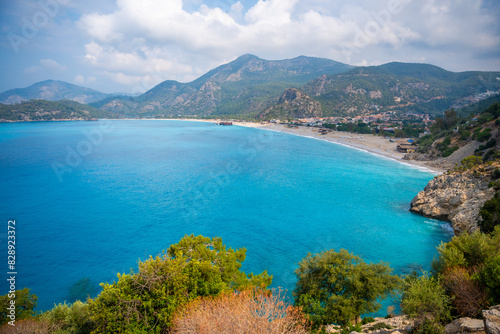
[{"xmin": 273, "ymin": 112, "xmax": 433, "ymax": 137}]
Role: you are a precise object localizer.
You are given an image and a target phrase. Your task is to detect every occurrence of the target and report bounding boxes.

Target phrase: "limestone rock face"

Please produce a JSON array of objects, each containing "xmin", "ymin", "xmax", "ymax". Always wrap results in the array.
[
  {"xmin": 445, "ymin": 318, "xmax": 485, "ymax": 334},
  {"xmin": 410, "ymin": 168, "xmax": 495, "ymax": 235},
  {"xmin": 260, "ymin": 88, "xmax": 322, "ymax": 119},
  {"xmin": 483, "ymin": 305, "xmax": 500, "ymax": 334}
]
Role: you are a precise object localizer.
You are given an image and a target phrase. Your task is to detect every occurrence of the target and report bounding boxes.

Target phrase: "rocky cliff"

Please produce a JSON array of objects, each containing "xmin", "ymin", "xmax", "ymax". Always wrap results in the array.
[
  {"xmin": 410, "ymin": 164, "xmax": 498, "ymax": 235},
  {"xmin": 259, "ymin": 88, "xmax": 322, "ymax": 119}
]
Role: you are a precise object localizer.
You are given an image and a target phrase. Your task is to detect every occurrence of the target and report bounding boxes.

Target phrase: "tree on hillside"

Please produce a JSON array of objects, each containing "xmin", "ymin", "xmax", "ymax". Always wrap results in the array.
[
  {"xmin": 88, "ymin": 235, "xmax": 272, "ymax": 333},
  {"xmin": 293, "ymin": 249, "xmax": 401, "ymax": 328}
]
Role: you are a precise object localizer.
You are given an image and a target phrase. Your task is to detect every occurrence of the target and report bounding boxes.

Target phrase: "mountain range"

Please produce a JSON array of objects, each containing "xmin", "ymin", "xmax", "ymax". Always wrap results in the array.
[{"xmin": 2, "ymin": 55, "xmax": 500, "ymax": 121}]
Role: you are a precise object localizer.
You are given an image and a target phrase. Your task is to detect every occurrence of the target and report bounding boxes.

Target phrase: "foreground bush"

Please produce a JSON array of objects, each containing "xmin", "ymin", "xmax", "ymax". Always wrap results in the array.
[
  {"xmin": 401, "ymin": 273, "xmax": 451, "ymax": 334},
  {"xmin": 88, "ymin": 235, "xmax": 272, "ymax": 333},
  {"xmin": 0, "ymin": 318, "xmax": 59, "ymax": 334},
  {"xmin": 0, "ymin": 288, "xmax": 37, "ymax": 325},
  {"xmin": 401, "ymin": 274, "xmax": 451, "ymax": 323},
  {"xmin": 172, "ymin": 289, "xmax": 310, "ymax": 334},
  {"xmin": 293, "ymin": 249, "xmax": 401, "ymax": 328},
  {"xmin": 431, "ymin": 226, "xmax": 500, "ymax": 313},
  {"xmin": 42, "ymin": 300, "xmax": 94, "ymax": 333}
]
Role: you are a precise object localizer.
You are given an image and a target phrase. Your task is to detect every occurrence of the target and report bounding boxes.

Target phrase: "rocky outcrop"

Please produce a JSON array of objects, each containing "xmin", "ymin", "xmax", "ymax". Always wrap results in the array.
[
  {"xmin": 260, "ymin": 88, "xmax": 322, "ymax": 119},
  {"xmin": 483, "ymin": 305, "xmax": 500, "ymax": 334},
  {"xmin": 445, "ymin": 318, "xmax": 485, "ymax": 334},
  {"xmin": 410, "ymin": 166, "xmax": 496, "ymax": 235}
]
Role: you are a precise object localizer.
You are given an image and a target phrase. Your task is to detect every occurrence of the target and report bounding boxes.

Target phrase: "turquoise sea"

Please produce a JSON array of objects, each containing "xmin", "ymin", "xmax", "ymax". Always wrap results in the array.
[{"xmin": 0, "ymin": 120, "xmax": 453, "ymax": 313}]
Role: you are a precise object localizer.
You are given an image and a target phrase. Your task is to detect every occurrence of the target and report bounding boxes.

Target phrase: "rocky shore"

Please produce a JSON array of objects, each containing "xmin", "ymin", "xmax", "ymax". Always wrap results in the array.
[{"xmin": 409, "ymin": 163, "xmax": 498, "ymax": 235}]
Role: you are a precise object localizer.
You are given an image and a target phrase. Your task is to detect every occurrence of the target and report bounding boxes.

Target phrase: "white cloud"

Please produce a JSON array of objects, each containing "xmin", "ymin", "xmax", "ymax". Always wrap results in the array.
[
  {"xmin": 74, "ymin": 74, "xmax": 85, "ymax": 84},
  {"xmin": 74, "ymin": 74, "xmax": 97, "ymax": 85},
  {"xmin": 25, "ymin": 59, "xmax": 67, "ymax": 74},
  {"xmin": 75, "ymin": 0, "xmax": 500, "ymax": 91}
]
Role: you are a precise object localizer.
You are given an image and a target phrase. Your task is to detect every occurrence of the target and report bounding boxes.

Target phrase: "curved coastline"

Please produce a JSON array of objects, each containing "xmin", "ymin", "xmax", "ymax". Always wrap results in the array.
[
  {"xmin": 104, "ymin": 118, "xmax": 443, "ymax": 174},
  {"xmin": 231, "ymin": 122, "xmax": 444, "ymax": 175}
]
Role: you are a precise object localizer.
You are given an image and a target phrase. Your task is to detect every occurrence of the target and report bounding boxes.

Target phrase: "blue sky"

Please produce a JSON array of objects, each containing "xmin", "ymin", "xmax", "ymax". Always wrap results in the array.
[{"xmin": 1, "ymin": 0, "xmax": 499, "ymax": 94}]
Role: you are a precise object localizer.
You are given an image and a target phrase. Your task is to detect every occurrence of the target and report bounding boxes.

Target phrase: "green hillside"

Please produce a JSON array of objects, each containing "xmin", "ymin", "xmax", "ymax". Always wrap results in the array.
[
  {"xmin": 296, "ymin": 65, "xmax": 500, "ymax": 117},
  {"xmin": 0, "ymin": 100, "xmax": 113, "ymax": 121}
]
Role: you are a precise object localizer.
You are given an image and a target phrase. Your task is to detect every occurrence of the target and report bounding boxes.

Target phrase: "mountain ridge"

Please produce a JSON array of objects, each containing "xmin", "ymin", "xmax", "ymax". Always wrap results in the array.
[
  {"xmin": 0, "ymin": 80, "xmax": 117, "ymax": 105},
  {"xmin": 4, "ymin": 55, "xmax": 500, "ymax": 120},
  {"xmin": 93, "ymin": 54, "xmax": 353, "ymax": 117}
]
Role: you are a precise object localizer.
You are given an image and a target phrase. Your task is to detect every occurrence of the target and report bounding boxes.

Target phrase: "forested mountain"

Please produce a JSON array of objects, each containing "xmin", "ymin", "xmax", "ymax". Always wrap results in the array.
[
  {"xmin": 5, "ymin": 56, "xmax": 499, "ymax": 121},
  {"xmin": 91, "ymin": 54, "xmax": 353, "ymax": 117},
  {"xmin": 287, "ymin": 64, "xmax": 500, "ymax": 118},
  {"xmin": 94, "ymin": 56, "xmax": 500, "ymax": 119}
]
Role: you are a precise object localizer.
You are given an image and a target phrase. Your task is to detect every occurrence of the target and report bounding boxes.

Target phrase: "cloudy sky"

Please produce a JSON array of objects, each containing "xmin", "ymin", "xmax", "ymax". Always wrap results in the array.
[{"xmin": 1, "ymin": 0, "xmax": 499, "ymax": 94}]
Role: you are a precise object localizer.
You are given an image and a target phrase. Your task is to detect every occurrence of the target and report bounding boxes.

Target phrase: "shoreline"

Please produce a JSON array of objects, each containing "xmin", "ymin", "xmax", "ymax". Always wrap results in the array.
[
  {"xmin": 231, "ymin": 121, "xmax": 445, "ymax": 175},
  {"xmin": 3, "ymin": 117, "xmax": 444, "ymax": 174}
]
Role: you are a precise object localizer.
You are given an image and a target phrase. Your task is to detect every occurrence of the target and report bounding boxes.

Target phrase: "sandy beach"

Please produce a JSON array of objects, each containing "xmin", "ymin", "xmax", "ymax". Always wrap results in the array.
[{"xmin": 232, "ymin": 121, "xmax": 444, "ymax": 174}]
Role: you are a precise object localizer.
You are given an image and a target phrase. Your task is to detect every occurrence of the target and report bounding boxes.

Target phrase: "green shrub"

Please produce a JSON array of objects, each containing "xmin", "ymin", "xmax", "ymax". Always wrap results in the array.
[
  {"xmin": 476, "ymin": 129, "xmax": 492, "ymax": 142},
  {"xmin": 459, "ymin": 130, "xmax": 471, "ymax": 140},
  {"xmin": 369, "ymin": 322, "xmax": 392, "ymax": 330},
  {"xmin": 88, "ymin": 235, "xmax": 271, "ymax": 333},
  {"xmin": 294, "ymin": 249, "xmax": 401, "ymax": 327},
  {"xmin": 361, "ymin": 316, "xmax": 375, "ymax": 325},
  {"xmin": 401, "ymin": 274, "xmax": 451, "ymax": 323},
  {"xmin": 460, "ymin": 155, "xmax": 483, "ymax": 169},
  {"xmin": 340, "ymin": 323, "xmax": 362, "ymax": 334},
  {"xmin": 43, "ymin": 301, "xmax": 93, "ymax": 334},
  {"xmin": 431, "ymin": 227, "xmax": 500, "ymax": 310},
  {"xmin": 437, "ymin": 137, "xmax": 451, "ymax": 152},
  {"xmin": 479, "ymin": 253, "xmax": 500, "ymax": 304},
  {"xmin": 0, "ymin": 288, "xmax": 37, "ymax": 325},
  {"xmin": 443, "ymin": 146, "xmax": 459, "ymax": 157},
  {"xmin": 410, "ymin": 318, "xmax": 446, "ymax": 334},
  {"xmin": 480, "ymin": 194, "xmax": 500, "ymax": 233},
  {"xmin": 479, "ymin": 138, "xmax": 497, "ymax": 151}
]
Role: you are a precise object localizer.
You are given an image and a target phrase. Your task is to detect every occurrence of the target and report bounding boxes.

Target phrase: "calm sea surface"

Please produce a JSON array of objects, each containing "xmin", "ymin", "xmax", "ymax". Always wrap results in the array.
[{"xmin": 0, "ymin": 120, "xmax": 453, "ymax": 312}]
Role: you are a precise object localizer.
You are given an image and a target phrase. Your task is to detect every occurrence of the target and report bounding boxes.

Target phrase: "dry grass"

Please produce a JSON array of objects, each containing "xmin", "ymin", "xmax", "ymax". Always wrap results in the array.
[
  {"xmin": 0, "ymin": 318, "xmax": 60, "ymax": 334},
  {"xmin": 172, "ymin": 289, "xmax": 310, "ymax": 334}
]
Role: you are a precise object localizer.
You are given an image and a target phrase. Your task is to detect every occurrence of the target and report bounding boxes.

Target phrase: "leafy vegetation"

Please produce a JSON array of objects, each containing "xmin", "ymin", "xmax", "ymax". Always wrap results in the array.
[
  {"xmin": 293, "ymin": 249, "xmax": 401, "ymax": 328},
  {"xmin": 417, "ymin": 102, "xmax": 500, "ymax": 160},
  {"xmin": 0, "ymin": 288, "xmax": 37, "ymax": 325},
  {"xmin": 431, "ymin": 226, "xmax": 500, "ymax": 316},
  {"xmin": 2, "ymin": 229, "xmax": 499, "ymax": 333},
  {"xmin": 401, "ymin": 274, "xmax": 451, "ymax": 324},
  {"xmin": 88, "ymin": 234, "xmax": 271, "ymax": 333},
  {"xmin": 42, "ymin": 301, "xmax": 94, "ymax": 334}
]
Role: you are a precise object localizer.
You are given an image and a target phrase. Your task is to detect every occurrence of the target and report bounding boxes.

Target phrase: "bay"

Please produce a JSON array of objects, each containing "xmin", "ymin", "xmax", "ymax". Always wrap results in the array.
[{"xmin": 0, "ymin": 120, "xmax": 453, "ymax": 312}]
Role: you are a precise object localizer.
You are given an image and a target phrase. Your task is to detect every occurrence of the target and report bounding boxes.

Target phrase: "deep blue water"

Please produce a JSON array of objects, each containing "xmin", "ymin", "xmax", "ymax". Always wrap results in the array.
[{"xmin": 0, "ymin": 120, "xmax": 453, "ymax": 313}]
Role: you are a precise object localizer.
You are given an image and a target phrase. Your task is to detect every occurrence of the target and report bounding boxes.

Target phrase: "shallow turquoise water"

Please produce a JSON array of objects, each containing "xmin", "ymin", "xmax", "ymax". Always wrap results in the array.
[{"xmin": 0, "ymin": 120, "xmax": 453, "ymax": 313}]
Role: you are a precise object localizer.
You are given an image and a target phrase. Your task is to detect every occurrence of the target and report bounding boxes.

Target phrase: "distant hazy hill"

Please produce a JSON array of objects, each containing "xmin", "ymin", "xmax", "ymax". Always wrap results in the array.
[
  {"xmin": 93, "ymin": 54, "xmax": 353, "ymax": 117},
  {"xmin": 0, "ymin": 80, "xmax": 112, "ymax": 104},
  {"xmin": 0, "ymin": 99, "xmax": 113, "ymax": 121}
]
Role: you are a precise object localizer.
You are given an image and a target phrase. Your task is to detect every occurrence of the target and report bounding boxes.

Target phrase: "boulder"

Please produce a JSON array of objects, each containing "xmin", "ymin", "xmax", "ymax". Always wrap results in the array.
[
  {"xmin": 445, "ymin": 317, "xmax": 485, "ymax": 334},
  {"xmin": 483, "ymin": 305, "xmax": 500, "ymax": 334}
]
